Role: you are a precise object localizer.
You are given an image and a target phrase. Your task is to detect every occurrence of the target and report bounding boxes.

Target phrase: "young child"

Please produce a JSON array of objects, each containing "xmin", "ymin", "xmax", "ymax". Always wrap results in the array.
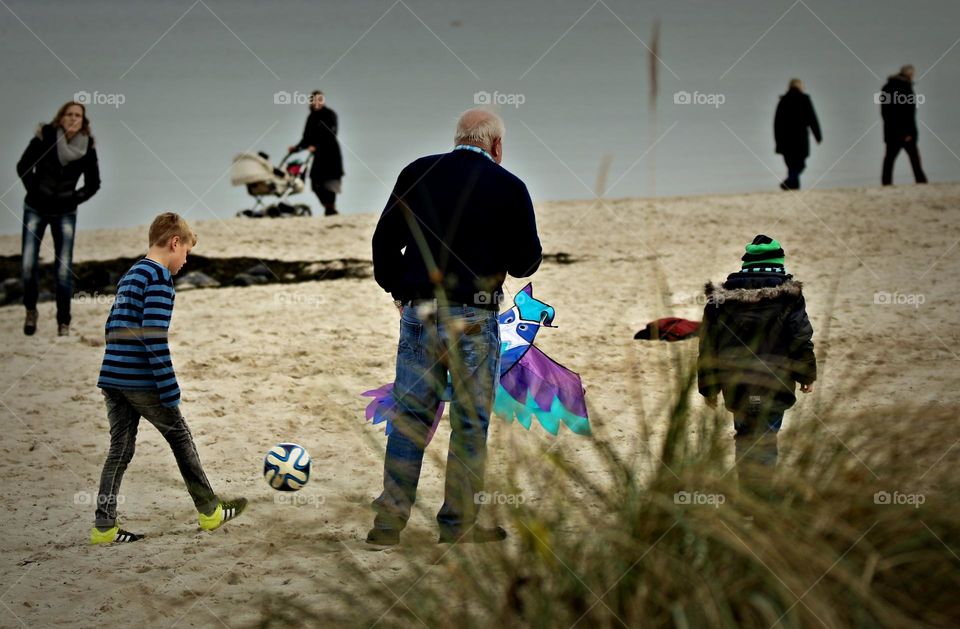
[
  {"xmin": 697, "ymin": 235, "xmax": 817, "ymax": 469},
  {"xmin": 91, "ymin": 212, "xmax": 246, "ymax": 544}
]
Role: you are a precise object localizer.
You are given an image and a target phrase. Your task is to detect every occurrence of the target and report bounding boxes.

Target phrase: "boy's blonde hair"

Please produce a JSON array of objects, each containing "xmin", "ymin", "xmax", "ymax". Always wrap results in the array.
[{"xmin": 149, "ymin": 212, "xmax": 197, "ymax": 247}]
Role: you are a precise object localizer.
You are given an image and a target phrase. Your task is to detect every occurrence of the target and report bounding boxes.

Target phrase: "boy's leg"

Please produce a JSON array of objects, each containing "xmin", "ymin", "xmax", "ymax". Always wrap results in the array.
[
  {"xmin": 437, "ymin": 309, "xmax": 499, "ymax": 536},
  {"xmin": 49, "ymin": 211, "xmax": 77, "ymax": 326},
  {"xmin": 94, "ymin": 389, "xmax": 142, "ymax": 529},
  {"xmin": 20, "ymin": 205, "xmax": 47, "ymax": 315},
  {"xmin": 123, "ymin": 390, "xmax": 219, "ymax": 516},
  {"xmin": 371, "ymin": 307, "xmax": 444, "ymax": 533}
]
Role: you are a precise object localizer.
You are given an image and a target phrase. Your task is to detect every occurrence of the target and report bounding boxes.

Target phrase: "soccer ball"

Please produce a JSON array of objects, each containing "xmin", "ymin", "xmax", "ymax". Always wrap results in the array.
[{"xmin": 263, "ymin": 443, "xmax": 311, "ymax": 491}]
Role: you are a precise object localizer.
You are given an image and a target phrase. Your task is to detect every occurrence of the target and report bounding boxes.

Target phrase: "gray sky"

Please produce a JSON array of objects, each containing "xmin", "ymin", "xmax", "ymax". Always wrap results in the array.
[{"xmin": 1, "ymin": 0, "xmax": 958, "ymax": 233}]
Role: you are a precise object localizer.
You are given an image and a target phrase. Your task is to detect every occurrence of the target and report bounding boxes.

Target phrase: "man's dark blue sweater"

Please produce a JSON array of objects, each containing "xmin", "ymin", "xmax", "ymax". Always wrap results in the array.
[{"xmin": 372, "ymin": 148, "xmax": 542, "ymax": 309}]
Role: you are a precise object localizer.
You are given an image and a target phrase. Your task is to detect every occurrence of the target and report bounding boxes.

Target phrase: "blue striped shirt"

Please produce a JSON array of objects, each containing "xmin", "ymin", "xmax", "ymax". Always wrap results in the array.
[{"xmin": 97, "ymin": 258, "xmax": 180, "ymax": 407}]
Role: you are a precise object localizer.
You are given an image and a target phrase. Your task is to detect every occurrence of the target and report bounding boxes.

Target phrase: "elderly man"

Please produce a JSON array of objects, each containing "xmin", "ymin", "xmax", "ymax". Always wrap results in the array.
[{"xmin": 368, "ymin": 109, "xmax": 542, "ymax": 545}]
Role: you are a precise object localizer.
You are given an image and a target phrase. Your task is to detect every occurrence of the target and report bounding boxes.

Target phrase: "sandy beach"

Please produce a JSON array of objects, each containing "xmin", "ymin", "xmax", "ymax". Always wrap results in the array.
[{"xmin": 1, "ymin": 182, "xmax": 958, "ymax": 627}]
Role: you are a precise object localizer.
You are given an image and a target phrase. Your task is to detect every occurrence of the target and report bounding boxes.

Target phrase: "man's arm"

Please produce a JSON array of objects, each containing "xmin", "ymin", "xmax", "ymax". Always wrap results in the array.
[
  {"xmin": 506, "ymin": 180, "xmax": 542, "ymax": 278},
  {"xmin": 142, "ymin": 279, "xmax": 180, "ymax": 408},
  {"xmin": 372, "ymin": 167, "xmax": 412, "ymax": 298},
  {"xmin": 808, "ymin": 97, "xmax": 823, "ymax": 144}
]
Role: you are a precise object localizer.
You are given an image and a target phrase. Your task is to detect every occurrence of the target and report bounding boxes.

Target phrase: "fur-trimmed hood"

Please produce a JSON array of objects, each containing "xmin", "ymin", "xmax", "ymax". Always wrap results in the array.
[{"xmin": 704, "ymin": 278, "xmax": 803, "ymax": 305}]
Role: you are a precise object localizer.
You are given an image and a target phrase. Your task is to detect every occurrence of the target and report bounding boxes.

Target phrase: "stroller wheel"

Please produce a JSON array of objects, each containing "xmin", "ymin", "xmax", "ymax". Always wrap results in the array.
[
  {"xmin": 237, "ymin": 209, "xmax": 254, "ymax": 218},
  {"xmin": 294, "ymin": 204, "xmax": 312, "ymax": 217}
]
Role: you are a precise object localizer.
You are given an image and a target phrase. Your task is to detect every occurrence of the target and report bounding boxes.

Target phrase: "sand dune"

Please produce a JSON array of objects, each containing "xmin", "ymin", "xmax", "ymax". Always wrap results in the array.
[{"xmin": 1, "ymin": 183, "xmax": 958, "ymax": 627}]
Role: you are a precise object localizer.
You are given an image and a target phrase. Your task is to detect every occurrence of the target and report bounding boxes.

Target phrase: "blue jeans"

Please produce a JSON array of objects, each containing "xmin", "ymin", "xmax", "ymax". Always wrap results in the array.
[
  {"xmin": 21, "ymin": 204, "xmax": 77, "ymax": 325},
  {"xmin": 372, "ymin": 303, "xmax": 500, "ymax": 534}
]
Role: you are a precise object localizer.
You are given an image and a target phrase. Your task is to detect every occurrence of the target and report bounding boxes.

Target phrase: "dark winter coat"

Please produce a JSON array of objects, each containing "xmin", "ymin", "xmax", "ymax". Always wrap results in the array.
[
  {"xmin": 774, "ymin": 88, "xmax": 822, "ymax": 158},
  {"xmin": 296, "ymin": 107, "xmax": 344, "ymax": 182},
  {"xmin": 372, "ymin": 149, "xmax": 542, "ymax": 309},
  {"xmin": 880, "ymin": 74, "xmax": 919, "ymax": 144},
  {"xmin": 698, "ymin": 273, "xmax": 817, "ymax": 413},
  {"xmin": 17, "ymin": 124, "xmax": 101, "ymax": 216}
]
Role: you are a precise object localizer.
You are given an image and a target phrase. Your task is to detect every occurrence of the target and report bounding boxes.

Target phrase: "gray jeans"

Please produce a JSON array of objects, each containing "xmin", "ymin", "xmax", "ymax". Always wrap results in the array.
[{"xmin": 95, "ymin": 389, "xmax": 218, "ymax": 528}]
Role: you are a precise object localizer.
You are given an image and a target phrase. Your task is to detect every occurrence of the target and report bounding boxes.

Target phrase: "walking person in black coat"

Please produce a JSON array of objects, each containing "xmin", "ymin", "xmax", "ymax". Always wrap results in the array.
[
  {"xmin": 774, "ymin": 79, "xmax": 822, "ymax": 190},
  {"xmin": 16, "ymin": 100, "xmax": 101, "ymax": 336},
  {"xmin": 880, "ymin": 65, "xmax": 928, "ymax": 185},
  {"xmin": 289, "ymin": 90, "xmax": 344, "ymax": 216}
]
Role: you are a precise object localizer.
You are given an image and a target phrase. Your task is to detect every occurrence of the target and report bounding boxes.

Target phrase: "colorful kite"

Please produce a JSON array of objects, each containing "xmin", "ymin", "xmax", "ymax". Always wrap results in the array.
[{"xmin": 362, "ymin": 284, "xmax": 590, "ymax": 443}]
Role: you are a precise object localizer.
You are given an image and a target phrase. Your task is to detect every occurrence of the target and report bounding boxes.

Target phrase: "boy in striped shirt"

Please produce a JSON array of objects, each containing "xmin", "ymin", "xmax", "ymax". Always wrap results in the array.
[{"xmin": 91, "ymin": 213, "xmax": 246, "ymax": 544}]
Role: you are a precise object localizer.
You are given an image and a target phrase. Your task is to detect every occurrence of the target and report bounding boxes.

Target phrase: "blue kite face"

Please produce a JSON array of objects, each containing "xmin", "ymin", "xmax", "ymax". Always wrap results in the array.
[{"xmin": 499, "ymin": 306, "xmax": 540, "ymax": 354}]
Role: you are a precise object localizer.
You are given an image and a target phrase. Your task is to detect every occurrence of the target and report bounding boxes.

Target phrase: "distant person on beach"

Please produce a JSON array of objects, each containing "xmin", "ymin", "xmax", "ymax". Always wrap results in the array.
[
  {"xmin": 289, "ymin": 90, "xmax": 343, "ymax": 216},
  {"xmin": 697, "ymin": 235, "xmax": 817, "ymax": 478},
  {"xmin": 881, "ymin": 65, "xmax": 928, "ymax": 185},
  {"xmin": 774, "ymin": 79, "xmax": 822, "ymax": 190},
  {"xmin": 16, "ymin": 100, "xmax": 101, "ymax": 337},
  {"xmin": 91, "ymin": 213, "xmax": 247, "ymax": 544},
  {"xmin": 367, "ymin": 109, "xmax": 542, "ymax": 546}
]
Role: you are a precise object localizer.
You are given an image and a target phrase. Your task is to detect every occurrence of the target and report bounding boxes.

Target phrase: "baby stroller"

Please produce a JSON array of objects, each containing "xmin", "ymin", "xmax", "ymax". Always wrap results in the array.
[{"xmin": 231, "ymin": 150, "xmax": 314, "ymax": 218}]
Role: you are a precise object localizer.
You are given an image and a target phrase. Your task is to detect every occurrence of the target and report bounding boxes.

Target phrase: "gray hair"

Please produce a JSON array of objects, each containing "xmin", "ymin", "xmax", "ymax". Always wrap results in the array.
[{"xmin": 454, "ymin": 109, "xmax": 504, "ymax": 147}]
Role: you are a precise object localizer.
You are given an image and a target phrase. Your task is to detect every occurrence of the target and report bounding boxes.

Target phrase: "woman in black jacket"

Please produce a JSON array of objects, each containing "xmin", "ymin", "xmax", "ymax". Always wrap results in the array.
[
  {"xmin": 774, "ymin": 79, "xmax": 822, "ymax": 190},
  {"xmin": 16, "ymin": 100, "xmax": 101, "ymax": 336},
  {"xmin": 289, "ymin": 90, "xmax": 343, "ymax": 216}
]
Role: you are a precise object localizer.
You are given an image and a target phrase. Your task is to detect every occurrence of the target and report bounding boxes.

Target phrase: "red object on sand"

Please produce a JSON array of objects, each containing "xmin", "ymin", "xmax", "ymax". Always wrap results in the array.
[{"xmin": 634, "ymin": 317, "xmax": 700, "ymax": 342}]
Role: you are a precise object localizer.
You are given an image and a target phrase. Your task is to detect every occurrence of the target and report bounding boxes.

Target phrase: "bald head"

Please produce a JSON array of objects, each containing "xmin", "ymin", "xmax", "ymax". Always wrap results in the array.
[{"xmin": 454, "ymin": 109, "xmax": 504, "ymax": 163}]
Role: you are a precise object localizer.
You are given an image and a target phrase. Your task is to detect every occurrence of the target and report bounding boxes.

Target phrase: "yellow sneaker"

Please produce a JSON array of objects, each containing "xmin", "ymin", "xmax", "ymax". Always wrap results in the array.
[
  {"xmin": 198, "ymin": 498, "xmax": 247, "ymax": 531},
  {"xmin": 90, "ymin": 524, "xmax": 144, "ymax": 545}
]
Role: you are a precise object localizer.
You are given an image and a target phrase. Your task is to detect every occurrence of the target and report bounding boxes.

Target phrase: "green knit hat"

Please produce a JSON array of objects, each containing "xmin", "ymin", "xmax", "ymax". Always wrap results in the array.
[{"xmin": 740, "ymin": 234, "xmax": 786, "ymax": 273}]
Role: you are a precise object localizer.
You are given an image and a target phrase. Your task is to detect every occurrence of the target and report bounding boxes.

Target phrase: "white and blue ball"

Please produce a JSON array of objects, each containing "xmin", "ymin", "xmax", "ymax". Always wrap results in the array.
[{"xmin": 263, "ymin": 443, "xmax": 311, "ymax": 491}]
